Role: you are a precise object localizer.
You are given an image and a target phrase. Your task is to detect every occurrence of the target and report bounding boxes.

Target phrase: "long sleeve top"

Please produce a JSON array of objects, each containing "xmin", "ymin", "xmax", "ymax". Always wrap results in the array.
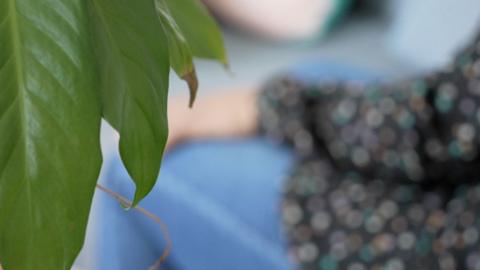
[{"xmin": 258, "ymin": 31, "xmax": 480, "ymax": 270}]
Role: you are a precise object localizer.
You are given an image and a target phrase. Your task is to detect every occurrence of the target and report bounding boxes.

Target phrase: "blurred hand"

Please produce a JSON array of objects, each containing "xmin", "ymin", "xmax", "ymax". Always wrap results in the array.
[{"xmin": 166, "ymin": 88, "xmax": 259, "ymax": 151}]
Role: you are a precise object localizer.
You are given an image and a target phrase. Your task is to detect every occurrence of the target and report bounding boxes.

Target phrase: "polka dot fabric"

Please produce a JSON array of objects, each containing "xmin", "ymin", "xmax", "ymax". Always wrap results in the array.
[{"xmin": 258, "ymin": 32, "xmax": 480, "ymax": 269}]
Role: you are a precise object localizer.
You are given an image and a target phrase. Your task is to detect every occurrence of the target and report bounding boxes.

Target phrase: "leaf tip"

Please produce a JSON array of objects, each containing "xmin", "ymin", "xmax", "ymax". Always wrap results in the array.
[{"xmin": 182, "ymin": 69, "xmax": 199, "ymax": 108}]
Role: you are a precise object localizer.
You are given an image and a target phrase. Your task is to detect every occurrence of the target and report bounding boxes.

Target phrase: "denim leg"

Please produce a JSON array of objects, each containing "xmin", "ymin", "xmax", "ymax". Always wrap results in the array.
[{"xmin": 95, "ymin": 138, "xmax": 295, "ymax": 270}]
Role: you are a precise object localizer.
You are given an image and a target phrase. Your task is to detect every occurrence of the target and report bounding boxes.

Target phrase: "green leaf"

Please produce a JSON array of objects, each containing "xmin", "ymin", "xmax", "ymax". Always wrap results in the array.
[
  {"xmin": 88, "ymin": 0, "xmax": 170, "ymax": 206},
  {"xmin": 164, "ymin": 0, "xmax": 227, "ymax": 64},
  {"xmin": 0, "ymin": 0, "xmax": 102, "ymax": 269},
  {"xmin": 155, "ymin": 0, "xmax": 198, "ymax": 106}
]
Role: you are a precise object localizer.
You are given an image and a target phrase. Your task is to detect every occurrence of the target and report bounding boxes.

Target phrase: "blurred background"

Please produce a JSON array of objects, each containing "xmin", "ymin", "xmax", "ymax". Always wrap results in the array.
[
  {"xmin": 165, "ymin": 0, "xmax": 480, "ymax": 93},
  {"xmin": 76, "ymin": 0, "xmax": 480, "ymax": 269}
]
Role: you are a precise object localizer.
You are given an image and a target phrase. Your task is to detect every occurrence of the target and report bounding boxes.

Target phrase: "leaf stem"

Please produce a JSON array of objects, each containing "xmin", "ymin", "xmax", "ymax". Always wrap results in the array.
[{"xmin": 95, "ymin": 184, "xmax": 172, "ymax": 269}]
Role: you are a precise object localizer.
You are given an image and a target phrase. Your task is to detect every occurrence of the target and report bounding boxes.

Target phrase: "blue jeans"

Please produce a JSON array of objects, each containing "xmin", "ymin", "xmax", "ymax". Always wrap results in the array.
[
  {"xmin": 94, "ymin": 61, "xmax": 381, "ymax": 270},
  {"xmin": 96, "ymin": 139, "xmax": 295, "ymax": 270}
]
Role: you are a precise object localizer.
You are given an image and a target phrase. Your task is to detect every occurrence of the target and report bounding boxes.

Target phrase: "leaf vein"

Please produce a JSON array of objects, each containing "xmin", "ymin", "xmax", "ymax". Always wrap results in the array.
[
  {"xmin": 26, "ymin": 91, "xmax": 75, "ymax": 146},
  {"xmin": 26, "ymin": 50, "xmax": 76, "ymax": 106},
  {"xmin": 17, "ymin": 11, "xmax": 81, "ymax": 69}
]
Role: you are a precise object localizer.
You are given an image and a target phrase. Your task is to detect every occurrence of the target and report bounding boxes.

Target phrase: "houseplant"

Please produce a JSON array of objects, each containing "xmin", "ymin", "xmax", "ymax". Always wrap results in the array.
[{"xmin": 0, "ymin": 0, "xmax": 226, "ymax": 269}]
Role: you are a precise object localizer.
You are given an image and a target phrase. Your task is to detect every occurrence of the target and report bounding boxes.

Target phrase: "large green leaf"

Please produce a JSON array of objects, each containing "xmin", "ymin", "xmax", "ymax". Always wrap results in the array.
[
  {"xmin": 0, "ymin": 0, "xmax": 102, "ymax": 269},
  {"xmin": 155, "ymin": 0, "xmax": 198, "ymax": 106},
  {"xmin": 164, "ymin": 0, "xmax": 227, "ymax": 64},
  {"xmin": 88, "ymin": 0, "xmax": 170, "ymax": 206},
  {"xmin": 0, "ymin": 0, "xmax": 227, "ymax": 268}
]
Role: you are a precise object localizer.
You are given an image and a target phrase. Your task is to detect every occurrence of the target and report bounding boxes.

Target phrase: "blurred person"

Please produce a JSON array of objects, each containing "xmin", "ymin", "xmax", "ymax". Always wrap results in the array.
[
  {"xmin": 201, "ymin": 0, "xmax": 353, "ymax": 41},
  {"xmin": 96, "ymin": 5, "xmax": 480, "ymax": 269},
  {"xmin": 166, "ymin": 29, "xmax": 480, "ymax": 269}
]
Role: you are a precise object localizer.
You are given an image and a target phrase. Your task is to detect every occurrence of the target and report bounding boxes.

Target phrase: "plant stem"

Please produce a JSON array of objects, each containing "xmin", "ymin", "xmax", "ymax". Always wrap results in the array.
[{"xmin": 95, "ymin": 184, "xmax": 172, "ymax": 269}]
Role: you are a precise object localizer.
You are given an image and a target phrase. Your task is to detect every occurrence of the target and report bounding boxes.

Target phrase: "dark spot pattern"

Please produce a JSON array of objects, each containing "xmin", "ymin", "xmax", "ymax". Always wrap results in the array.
[{"xmin": 258, "ymin": 31, "xmax": 480, "ymax": 270}]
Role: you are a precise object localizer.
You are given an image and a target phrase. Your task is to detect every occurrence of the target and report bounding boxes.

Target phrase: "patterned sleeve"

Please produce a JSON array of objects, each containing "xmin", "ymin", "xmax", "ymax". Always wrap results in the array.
[{"xmin": 258, "ymin": 32, "xmax": 480, "ymax": 185}]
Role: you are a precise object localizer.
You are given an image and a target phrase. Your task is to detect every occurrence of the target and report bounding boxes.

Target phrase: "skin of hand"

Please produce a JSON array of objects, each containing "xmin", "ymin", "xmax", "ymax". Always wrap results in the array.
[{"xmin": 166, "ymin": 88, "xmax": 259, "ymax": 150}]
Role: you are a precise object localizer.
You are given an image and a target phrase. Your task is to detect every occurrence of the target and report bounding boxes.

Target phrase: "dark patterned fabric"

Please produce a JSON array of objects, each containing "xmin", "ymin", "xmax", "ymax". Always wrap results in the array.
[{"xmin": 258, "ymin": 31, "xmax": 480, "ymax": 270}]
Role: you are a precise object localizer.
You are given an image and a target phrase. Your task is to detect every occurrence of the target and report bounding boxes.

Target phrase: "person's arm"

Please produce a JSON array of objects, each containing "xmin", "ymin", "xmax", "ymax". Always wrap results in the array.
[
  {"xmin": 167, "ymin": 88, "xmax": 258, "ymax": 150},
  {"xmin": 168, "ymin": 31, "xmax": 480, "ymax": 184}
]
